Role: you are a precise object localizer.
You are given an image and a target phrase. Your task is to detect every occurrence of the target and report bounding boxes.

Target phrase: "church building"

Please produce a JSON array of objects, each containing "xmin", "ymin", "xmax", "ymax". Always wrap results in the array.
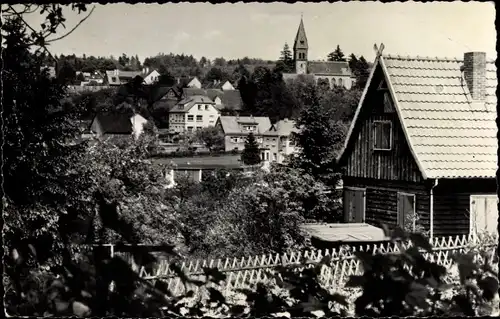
[{"xmin": 282, "ymin": 18, "xmax": 355, "ymax": 90}]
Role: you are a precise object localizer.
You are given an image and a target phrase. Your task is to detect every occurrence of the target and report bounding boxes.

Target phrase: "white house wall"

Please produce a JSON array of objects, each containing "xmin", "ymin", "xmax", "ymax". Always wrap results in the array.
[{"xmin": 169, "ymin": 103, "xmax": 220, "ymax": 133}]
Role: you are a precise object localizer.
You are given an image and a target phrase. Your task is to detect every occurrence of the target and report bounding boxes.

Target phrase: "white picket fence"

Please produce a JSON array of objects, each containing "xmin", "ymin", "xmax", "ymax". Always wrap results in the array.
[{"xmin": 110, "ymin": 234, "xmax": 497, "ymax": 297}]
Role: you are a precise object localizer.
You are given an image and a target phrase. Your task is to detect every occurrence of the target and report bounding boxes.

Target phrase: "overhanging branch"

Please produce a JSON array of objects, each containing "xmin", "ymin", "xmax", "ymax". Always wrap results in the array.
[{"xmin": 46, "ymin": 5, "xmax": 95, "ymax": 43}]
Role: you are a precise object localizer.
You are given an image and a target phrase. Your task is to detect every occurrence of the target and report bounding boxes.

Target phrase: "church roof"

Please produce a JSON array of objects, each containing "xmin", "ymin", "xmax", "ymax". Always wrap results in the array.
[
  {"xmin": 308, "ymin": 61, "xmax": 351, "ymax": 76},
  {"xmin": 293, "ymin": 18, "xmax": 308, "ymax": 50}
]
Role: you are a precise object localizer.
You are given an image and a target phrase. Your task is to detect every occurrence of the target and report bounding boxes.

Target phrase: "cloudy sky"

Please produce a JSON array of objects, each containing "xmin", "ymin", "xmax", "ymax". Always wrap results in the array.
[{"xmin": 29, "ymin": 1, "xmax": 496, "ymax": 62}]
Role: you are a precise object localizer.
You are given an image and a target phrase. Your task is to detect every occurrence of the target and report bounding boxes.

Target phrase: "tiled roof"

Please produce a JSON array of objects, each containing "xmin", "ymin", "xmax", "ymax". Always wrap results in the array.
[
  {"xmin": 218, "ymin": 116, "xmax": 271, "ymax": 135},
  {"xmin": 383, "ymin": 54, "xmax": 497, "ymax": 179},
  {"xmin": 182, "ymin": 87, "xmax": 207, "ymax": 97},
  {"xmin": 183, "ymin": 88, "xmax": 243, "ymax": 111},
  {"xmin": 339, "ymin": 52, "xmax": 497, "ymax": 179},
  {"xmin": 307, "ymin": 61, "xmax": 351, "ymax": 76},
  {"xmin": 169, "ymin": 95, "xmax": 216, "ymax": 113},
  {"xmin": 263, "ymin": 119, "xmax": 299, "ymax": 136}
]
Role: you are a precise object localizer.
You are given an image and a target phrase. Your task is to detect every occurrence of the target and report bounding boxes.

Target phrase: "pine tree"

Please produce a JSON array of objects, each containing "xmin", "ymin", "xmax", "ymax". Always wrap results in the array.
[
  {"xmin": 327, "ymin": 45, "xmax": 346, "ymax": 62},
  {"xmin": 241, "ymin": 132, "xmax": 261, "ymax": 165},
  {"xmin": 348, "ymin": 53, "xmax": 359, "ymax": 71},
  {"xmin": 279, "ymin": 42, "xmax": 294, "ymax": 72}
]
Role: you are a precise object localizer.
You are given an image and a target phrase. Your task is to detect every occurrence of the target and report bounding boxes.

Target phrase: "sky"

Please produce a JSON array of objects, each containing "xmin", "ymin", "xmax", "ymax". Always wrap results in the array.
[{"xmin": 24, "ymin": 1, "xmax": 496, "ymax": 63}]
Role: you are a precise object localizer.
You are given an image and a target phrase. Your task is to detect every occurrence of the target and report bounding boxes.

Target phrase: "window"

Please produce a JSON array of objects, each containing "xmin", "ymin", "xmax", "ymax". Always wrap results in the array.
[
  {"xmin": 331, "ymin": 78, "xmax": 337, "ymax": 86},
  {"xmin": 397, "ymin": 193, "xmax": 416, "ymax": 231},
  {"xmin": 231, "ymin": 137, "xmax": 239, "ymax": 143},
  {"xmin": 300, "ymin": 40, "xmax": 304, "ymax": 45},
  {"xmin": 244, "ymin": 125, "xmax": 255, "ymax": 131},
  {"xmin": 198, "ymin": 105, "xmax": 202, "ymax": 111},
  {"xmin": 205, "ymin": 105, "xmax": 209, "ymax": 110},
  {"xmin": 209, "ymin": 120, "xmax": 214, "ymax": 124},
  {"xmin": 273, "ymin": 153, "xmax": 277, "ymax": 161},
  {"xmin": 187, "ymin": 115, "xmax": 194, "ymax": 122},
  {"xmin": 196, "ymin": 115, "xmax": 203, "ymax": 122},
  {"xmin": 272, "ymin": 138, "xmax": 276, "ymax": 142},
  {"xmin": 187, "ymin": 126, "xmax": 193, "ymax": 132},
  {"xmin": 373, "ymin": 121, "xmax": 392, "ymax": 151},
  {"xmin": 339, "ymin": 78, "xmax": 343, "ymax": 87},
  {"xmin": 257, "ymin": 137, "xmax": 263, "ymax": 144},
  {"xmin": 209, "ymin": 115, "xmax": 215, "ymax": 118}
]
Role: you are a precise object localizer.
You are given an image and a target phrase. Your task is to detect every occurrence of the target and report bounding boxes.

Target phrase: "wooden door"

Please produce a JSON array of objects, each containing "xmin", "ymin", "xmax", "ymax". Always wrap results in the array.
[
  {"xmin": 470, "ymin": 195, "xmax": 498, "ymax": 236},
  {"xmin": 344, "ymin": 188, "xmax": 365, "ymax": 223},
  {"xmin": 397, "ymin": 193, "xmax": 416, "ymax": 231}
]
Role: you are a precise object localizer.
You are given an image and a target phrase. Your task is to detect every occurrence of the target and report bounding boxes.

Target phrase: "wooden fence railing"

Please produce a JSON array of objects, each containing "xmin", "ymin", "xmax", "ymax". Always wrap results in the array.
[{"xmin": 110, "ymin": 234, "xmax": 497, "ymax": 297}]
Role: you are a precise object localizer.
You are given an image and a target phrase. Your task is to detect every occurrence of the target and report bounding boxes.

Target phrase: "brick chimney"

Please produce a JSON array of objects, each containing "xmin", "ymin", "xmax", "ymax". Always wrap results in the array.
[{"xmin": 462, "ymin": 52, "xmax": 486, "ymax": 101}]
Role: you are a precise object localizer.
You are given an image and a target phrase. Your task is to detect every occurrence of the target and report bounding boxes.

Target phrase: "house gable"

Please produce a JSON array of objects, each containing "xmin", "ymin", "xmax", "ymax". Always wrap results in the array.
[{"xmin": 339, "ymin": 63, "xmax": 424, "ymax": 183}]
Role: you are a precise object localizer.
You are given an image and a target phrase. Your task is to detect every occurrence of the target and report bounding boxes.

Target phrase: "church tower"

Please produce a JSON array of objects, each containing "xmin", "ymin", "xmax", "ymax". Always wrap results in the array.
[{"xmin": 293, "ymin": 17, "xmax": 308, "ymax": 75}]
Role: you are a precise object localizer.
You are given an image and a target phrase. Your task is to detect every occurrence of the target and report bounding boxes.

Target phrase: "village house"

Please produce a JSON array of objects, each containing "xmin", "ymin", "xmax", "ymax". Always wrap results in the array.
[
  {"xmin": 76, "ymin": 70, "xmax": 105, "ymax": 85},
  {"xmin": 216, "ymin": 116, "xmax": 299, "ymax": 164},
  {"xmin": 261, "ymin": 118, "xmax": 299, "ymax": 163},
  {"xmin": 168, "ymin": 95, "xmax": 220, "ymax": 133},
  {"xmin": 89, "ymin": 111, "xmax": 149, "ymax": 140},
  {"xmin": 205, "ymin": 79, "xmax": 236, "ymax": 91},
  {"xmin": 105, "ymin": 67, "xmax": 156, "ymax": 86},
  {"xmin": 186, "ymin": 76, "xmax": 203, "ymax": 89},
  {"xmin": 336, "ymin": 45, "xmax": 497, "ymax": 239},
  {"xmin": 182, "ymin": 87, "xmax": 244, "ymax": 113},
  {"xmin": 282, "ymin": 17, "xmax": 355, "ymax": 89},
  {"xmin": 216, "ymin": 115, "xmax": 271, "ymax": 152},
  {"xmin": 143, "ymin": 69, "xmax": 160, "ymax": 85}
]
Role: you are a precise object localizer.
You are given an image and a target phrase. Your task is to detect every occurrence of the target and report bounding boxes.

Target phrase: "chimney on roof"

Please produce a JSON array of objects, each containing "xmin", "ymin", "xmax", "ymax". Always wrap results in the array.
[
  {"xmin": 177, "ymin": 78, "xmax": 180, "ymax": 84},
  {"xmin": 462, "ymin": 52, "xmax": 486, "ymax": 101},
  {"xmin": 213, "ymin": 79, "xmax": 217, "ymax": 86}
]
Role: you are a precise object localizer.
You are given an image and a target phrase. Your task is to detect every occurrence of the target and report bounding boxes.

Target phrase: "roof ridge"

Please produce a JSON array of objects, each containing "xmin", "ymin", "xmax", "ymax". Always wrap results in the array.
[{"xmin": 383, "ymin": 54, "xmax": 462, "ymax": 63}]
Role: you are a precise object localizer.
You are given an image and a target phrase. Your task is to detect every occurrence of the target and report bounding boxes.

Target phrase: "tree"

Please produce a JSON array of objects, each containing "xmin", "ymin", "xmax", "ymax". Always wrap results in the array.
[
  {"xmin": 348, "ymin": 53, "xmax": 359, "ymax": 71},
  {"xmin": 241, "ymin": 133, "xmax": 261, "ymax": 165},
  {"xmin": 278, "ymin": 42, "xmax": 294, "ymax": 73},
  {"xmin": 354, "ymin": 55, "xmax": 370, "ymax": 89},
  {"xmin": 157, "ymin": 71, "xmax": 176, "ymax": 86},
  {"xmin": 58, "ymin": 60, "xmax": 77, "ymax": 84},
  {"xmin": 327, "ymin": 45, "xmax": 346, "ymax": 62},
  {"xmin": 203, "ymin": 67, "xmax": 230, "ymax": 85},
  {"xmin": 289, "ymin": 102, "xmax": 344, "ymax": 189},
  {"xmin": 285, "ymin": 74, "xmax": 319, "ymax": 119},
  {"xmin": 195, "ymin": 126, "xmax": 225, "ymax": 152}
]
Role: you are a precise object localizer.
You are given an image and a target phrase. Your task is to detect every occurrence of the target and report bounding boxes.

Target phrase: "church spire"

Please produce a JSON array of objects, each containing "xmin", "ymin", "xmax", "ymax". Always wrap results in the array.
[{"xmin": 293, "ymin": 16, "xmax": 308, "ymax": 50}]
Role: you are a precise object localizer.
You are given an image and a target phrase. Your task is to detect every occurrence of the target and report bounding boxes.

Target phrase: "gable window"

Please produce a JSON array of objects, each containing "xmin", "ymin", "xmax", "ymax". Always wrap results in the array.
[
  {"xmin": 196, "ymin": 115, "xmax": 203, "ymax": 122},
  {"xmin": 373, "ymin": 120, "xmax": 392, "ymax": 151},
  {"xmin": 187, "ymin": 115, "xmax": 194, "ymax": 122},
  {"xmin": 397, "ymin": 193, "xmax": 416, "ymax": 231},
  {"xmin": 198, "ymin": 105, "xmax": 202, "ymax": 111},
  {"xmin": 244, "ymin": 125, "xmax": 256, "ymax": 131}
]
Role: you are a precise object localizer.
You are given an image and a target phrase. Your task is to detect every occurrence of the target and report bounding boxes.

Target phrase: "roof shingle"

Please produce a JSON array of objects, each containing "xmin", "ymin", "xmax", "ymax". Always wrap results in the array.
[
  {"xmin": 218, "ymin": 116, "xmax": 271, "ymax": 135},
  {"xmin": 383, "ymin": 54, "xmax": 497, "ymax": 179}
]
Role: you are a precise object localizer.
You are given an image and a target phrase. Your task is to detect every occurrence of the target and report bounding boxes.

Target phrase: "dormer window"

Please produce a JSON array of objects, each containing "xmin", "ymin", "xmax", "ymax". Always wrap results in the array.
[
  {"xmin": 244, "ymin": 125, "xmax": 256, "ymax": 131},
  {"xmin": 373, "ymin": 120, "xmax": 392, "ymax": 151}
]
